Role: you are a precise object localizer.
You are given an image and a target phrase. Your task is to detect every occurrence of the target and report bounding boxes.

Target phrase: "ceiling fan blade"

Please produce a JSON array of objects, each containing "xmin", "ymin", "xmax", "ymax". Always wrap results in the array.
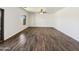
[{"xmin": 40, "ymin": 9, "xmax": 43, "ymax": 12}]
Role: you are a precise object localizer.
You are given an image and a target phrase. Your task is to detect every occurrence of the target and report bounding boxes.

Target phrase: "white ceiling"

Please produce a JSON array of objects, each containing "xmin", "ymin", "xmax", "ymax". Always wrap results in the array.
[{"xmin": 24, "ymin": 7, "xmax": 64, "ymax": 14}]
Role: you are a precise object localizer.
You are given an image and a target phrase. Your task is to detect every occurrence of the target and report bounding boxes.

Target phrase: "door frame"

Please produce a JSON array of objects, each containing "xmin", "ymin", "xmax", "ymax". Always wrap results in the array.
[{"xmin": 0, "ymin": 8, "xmax": 4, "ymax": 42}]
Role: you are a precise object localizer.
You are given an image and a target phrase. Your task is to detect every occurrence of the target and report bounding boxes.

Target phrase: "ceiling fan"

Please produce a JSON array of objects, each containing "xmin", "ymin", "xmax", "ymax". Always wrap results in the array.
[{"xmin": 39, "ymin": 9, "xmax": 47, "ymax": 14}]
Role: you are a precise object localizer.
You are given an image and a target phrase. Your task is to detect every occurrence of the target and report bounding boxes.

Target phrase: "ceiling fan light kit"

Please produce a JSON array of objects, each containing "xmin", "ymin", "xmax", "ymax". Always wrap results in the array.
[{"xmin": 40, "ymin": 12, "xmax": 43, "ymax": 14}]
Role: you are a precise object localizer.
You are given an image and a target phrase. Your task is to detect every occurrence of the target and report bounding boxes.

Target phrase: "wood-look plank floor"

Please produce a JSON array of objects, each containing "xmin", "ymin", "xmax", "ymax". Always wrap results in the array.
[{"xmin": 0, "ymin": 27, "xmax": 79, "ymax": 51}]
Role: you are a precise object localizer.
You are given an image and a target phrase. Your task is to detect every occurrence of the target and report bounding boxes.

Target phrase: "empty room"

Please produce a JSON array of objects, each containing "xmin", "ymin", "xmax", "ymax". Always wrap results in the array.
[{"xmin": 0, "ymin": 7, "xmax": 79, "ymax": 51}]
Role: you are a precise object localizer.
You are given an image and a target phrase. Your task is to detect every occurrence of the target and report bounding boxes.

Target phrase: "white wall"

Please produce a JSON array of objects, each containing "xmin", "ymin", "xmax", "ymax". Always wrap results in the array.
[
  {"xmin": 28, "ymin": 13, "xmax": 56, "ymax": 27},
  {"xmin": 55, "ymin": 7, "xmax": 79, "ymax": 41},
  {"xmin": 2, "ymin": 7, "xmax": 29, "ymax": 40}
]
